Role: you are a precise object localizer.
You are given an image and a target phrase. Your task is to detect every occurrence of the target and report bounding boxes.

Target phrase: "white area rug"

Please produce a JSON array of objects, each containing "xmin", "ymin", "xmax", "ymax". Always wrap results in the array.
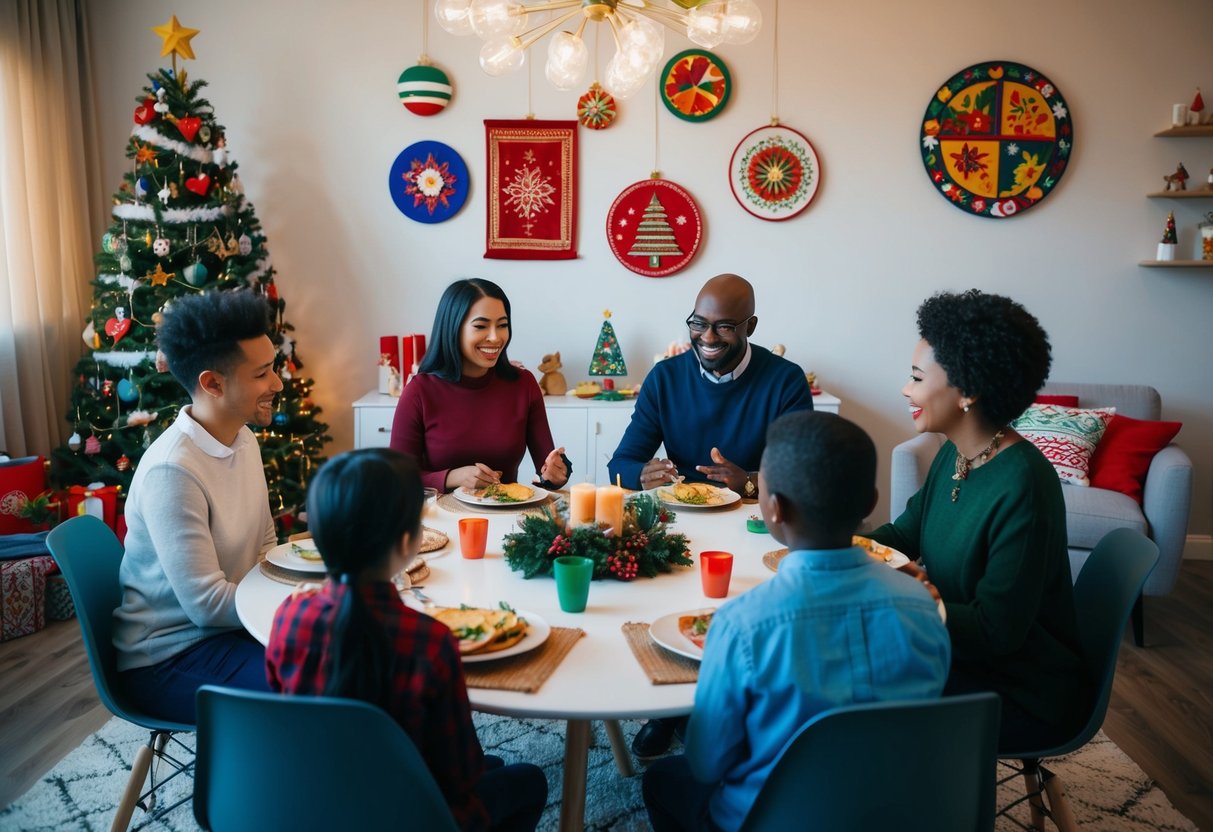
[{"xmin": 0, "ymin": 715, "xmax": 1197, "ymax": 831}]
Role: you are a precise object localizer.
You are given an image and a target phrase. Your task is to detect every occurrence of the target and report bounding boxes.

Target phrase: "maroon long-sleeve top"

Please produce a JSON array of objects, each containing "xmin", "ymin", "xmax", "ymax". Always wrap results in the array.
[{"xmin": 389, "ymin": 370, "xmax": 556, "ymax": 492}]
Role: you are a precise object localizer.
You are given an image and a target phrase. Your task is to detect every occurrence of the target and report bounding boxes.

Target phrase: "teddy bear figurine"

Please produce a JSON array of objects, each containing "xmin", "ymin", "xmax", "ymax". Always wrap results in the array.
[{"xmin": 537, "ymin": 352, "xmax": 568, "ymax": 396}]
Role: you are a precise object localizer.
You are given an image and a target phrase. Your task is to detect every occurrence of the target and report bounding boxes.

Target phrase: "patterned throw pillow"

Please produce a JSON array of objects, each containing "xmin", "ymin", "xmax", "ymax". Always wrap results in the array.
[{"xmin": 1011, "ymin": 404, "xmax": 1116, "ymax": 486}]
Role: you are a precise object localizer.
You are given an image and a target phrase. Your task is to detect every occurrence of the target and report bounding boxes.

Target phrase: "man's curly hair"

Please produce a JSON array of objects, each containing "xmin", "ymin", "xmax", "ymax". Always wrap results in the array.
[
  {"xmin": 917, "ymin": 289, "xmax": 1051, "ymax": 427},
  {"xmin": 157, "ymin": 289, "xmax": 273, "ymax": 394}
]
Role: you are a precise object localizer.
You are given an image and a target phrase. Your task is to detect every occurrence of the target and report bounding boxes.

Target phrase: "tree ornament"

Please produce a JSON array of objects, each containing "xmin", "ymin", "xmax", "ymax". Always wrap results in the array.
[
  {"xmin": 105, "ymin": 307, "xmax": 132, "ymax": 344},
  {"xmin": 175, "ymin": 116, "xmax": 202, "ymax": 143},
  {"xmin": 153, "ymin": 88, "xmax": 170, "ymax": 114},
  {"xmin": 68, "ymin": 431, "xmax": 83, "ymax": 451},
  {"xmin": 182, "ymin": 260, "xmax": 209, "ymax": 286},
  {"xmin": 82, "ymin": 321, "xmax": 99, "ymax": 349},
  {"xmin": 114, "ymin": 234, "xmax": 128, "ymax": 254},
  {"xmin": 134, "ymin": 177, "xmax": 149, "ymax": 198},
  {"xmin": 184, "ymin": 173, "xmax": 211, "ymax": 196},
  {"xmin": 153, "ymin": 236, "xmax": 171, "ymax": 257},
  {"xmin": 101, "ymin": 379, "xmax": 114, "ymax": 397},
  {"xmin": 577, "ymin": 83, "xmax": 617, "ymax": 130},
  {"xmin": 397, "ymin": 61, "xmax": 453, "ymax": 116},
  {"xmin": 102, "ymin": 232, "xmax": 118, "ymax": 253},
  {"xmin": 116, "ymin": 455, "xmax": 131, "ymax": 472},
  {"xmin": 238, "ymin": 233, "xmax": 253, "ymax": 255},
  {"xmin": 127, "ymin": 410, "xmax": 155, "ymax": 427},
  {"xmin": 148, "ymin": 263, "xmax": 173, "ymax": 286},
  {"xmin": 133, "ymin": 97, "xmax": 156, "ymax": 125},
  {"xmin": 273, "ymin": 412, "xmax": 289, "ymax": 427},
  {"xmin": 198, "ymin": 124, "xmax": 212, "ymax": 143},
  {"xmin": 152, "ymin": 15, "xmax": 200, "ymax": 61},
  {"xmin": 155, "ymin": 350, "xmax": 170, "ymax": 373},
  {"xmin": 117, "ymin": 378, "xmax": 139, "ymax": 402},
  {"xmin": 119, "ymin": 254, "xmax": 132, "ymax": 272},
  {"xmin": 84, "ymin": 435, "xmax": 101, "ymax": 455},
  {"xmin": 157, "ymin": 184, "xmax": 171, "ymax": 206}
]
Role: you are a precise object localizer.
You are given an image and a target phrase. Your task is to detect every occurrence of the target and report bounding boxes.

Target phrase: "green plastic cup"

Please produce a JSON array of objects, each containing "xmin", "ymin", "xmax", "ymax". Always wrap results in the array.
[{"xmin": 553, "ymin": 555, "xmax": 594, "ymax": 613}]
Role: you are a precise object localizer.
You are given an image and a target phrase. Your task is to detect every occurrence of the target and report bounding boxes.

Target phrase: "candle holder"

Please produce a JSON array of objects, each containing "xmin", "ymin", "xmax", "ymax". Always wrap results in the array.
[{"xmin": 502, "ymin": 492, "xmax": 692, "ymax": 581}]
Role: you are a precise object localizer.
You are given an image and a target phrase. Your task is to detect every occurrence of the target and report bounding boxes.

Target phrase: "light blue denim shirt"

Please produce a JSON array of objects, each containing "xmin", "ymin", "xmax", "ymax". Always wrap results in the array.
[{"xmin": 685, "ymin": 546, "xmax": 952, "ymax": 831}]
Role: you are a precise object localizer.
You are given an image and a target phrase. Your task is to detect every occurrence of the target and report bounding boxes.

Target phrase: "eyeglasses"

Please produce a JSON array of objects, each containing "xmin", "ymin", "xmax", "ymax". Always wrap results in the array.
[{"xmin": 685, "ymin": 314, "xmax": 755, "ymax": 337}]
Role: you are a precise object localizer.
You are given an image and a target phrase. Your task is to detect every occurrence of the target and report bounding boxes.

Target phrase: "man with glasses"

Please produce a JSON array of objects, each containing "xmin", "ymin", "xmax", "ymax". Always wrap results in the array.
[{"xmin": 610, "ymin": 274, "xmax": 814, "ymax": 759}]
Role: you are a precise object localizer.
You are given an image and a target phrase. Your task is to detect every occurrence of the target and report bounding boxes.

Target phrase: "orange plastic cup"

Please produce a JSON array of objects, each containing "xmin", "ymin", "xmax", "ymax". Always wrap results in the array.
[
  {"xmin": 700, "ymin": 551, "xmax": 734, "ymax": 598},
  {"xmin": 458, "ymin": 517, "xmax": 489, "ymax": 560}
]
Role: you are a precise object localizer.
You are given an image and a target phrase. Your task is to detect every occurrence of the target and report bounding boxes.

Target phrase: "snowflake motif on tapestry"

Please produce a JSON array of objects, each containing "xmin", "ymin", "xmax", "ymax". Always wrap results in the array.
[
  {"xmin": 403, "ymin": 153, "xmax": 458, "ymax": 216},
  {"xmin": 502, "ymin": 151, "xmax": 556, "ymax": 233}
]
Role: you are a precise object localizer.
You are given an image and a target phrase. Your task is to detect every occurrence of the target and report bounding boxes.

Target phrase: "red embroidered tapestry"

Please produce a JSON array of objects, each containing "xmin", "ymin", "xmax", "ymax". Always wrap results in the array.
[{"xmin": 485, "ymin": 120, "xmax": 578, "ymax": 260}]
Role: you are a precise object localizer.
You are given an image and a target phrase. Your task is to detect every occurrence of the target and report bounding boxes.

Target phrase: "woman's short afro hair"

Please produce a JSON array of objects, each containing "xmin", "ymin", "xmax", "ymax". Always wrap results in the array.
[{"xmin": 917, "ymin": 289, "xmax": 1051, "ymax": 427}]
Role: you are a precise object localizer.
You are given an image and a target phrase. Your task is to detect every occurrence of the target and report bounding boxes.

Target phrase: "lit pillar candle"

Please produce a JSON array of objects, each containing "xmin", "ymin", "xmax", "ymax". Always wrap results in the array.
[
  {"xmin": 569, "ymin": 483, "xmax": 597, "ymax": 527},
  {"xmin": 595, "ymin": 484, "xmax": 625, "ymax": 535}
]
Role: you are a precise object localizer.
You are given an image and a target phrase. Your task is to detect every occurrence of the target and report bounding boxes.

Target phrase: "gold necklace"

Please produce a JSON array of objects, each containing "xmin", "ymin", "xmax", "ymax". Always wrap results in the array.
[{"xmin": 951, "ymin": 430, "xmax": 1005, "ymax": 502}]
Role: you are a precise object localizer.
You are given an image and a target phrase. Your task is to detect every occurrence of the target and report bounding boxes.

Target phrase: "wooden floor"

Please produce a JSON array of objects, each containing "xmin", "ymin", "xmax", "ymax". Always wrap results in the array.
[{"xmin": 2, "ymin": 563, "xmax": 1212, "ymax": 828}]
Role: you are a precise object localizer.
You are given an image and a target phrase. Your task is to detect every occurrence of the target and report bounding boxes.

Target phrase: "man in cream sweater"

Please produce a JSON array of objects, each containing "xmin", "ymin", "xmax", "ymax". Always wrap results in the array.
[{"xmin": 113, "ymin": 290, "xmax": 282, "ymax": 723}]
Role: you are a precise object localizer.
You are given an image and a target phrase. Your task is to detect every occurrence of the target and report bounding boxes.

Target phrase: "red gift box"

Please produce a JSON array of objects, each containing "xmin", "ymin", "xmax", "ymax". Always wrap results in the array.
[
  {"xmin": 0, "ymin": 455, "xmax": 46, "ymax": 535},
  {"xmin": 64, "ymin": 484, "xmax": 121, "ymax": 530},
  {"xmin": 1, "ymin": 555, "xmax": 57, "ymax": 642}
]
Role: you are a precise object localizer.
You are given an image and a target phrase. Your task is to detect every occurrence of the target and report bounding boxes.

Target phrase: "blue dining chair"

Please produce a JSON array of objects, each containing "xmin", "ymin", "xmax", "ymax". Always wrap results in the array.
[
  {"xmin": 194, "ymin": 686, "xmax": 459, "ymax": 831},
  {"xmin": 45, "ymin": 514, "xmax": 195, "ymax": 831},
  {"xmin": 998, "ymin": 527, "xmax": 1159, "ymax": 832},
  {"xmin": 740, "ymin": 692, "xmax": 1001, "ymax": 831}
]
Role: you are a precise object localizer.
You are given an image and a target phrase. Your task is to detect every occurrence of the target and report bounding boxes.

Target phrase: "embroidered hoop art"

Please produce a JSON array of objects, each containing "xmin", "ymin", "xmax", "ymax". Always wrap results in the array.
[
  {"xmin": 660, "ymin": 49, "xmax": 731, "ymax": 123},
  {"xmin": 606, "ymin": 179, "xmax": 702, "ymax": 277},
  {"xmin": 388, "ymin": 141, "xmax": 468, "ymax": 224},
  {"xmin": 729, "ymin": 125, "xmax": 821, "ymax": 221},
  {"xmin": 921, "ymin": 61, "xmax": 1073, "ymax": 218}
]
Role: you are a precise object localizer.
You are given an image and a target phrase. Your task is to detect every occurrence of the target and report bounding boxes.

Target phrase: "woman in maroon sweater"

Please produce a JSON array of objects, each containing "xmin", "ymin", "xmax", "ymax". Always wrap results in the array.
[{"xmin": 390, "ymin": 278, "xmax": 569, "ymax": 493}]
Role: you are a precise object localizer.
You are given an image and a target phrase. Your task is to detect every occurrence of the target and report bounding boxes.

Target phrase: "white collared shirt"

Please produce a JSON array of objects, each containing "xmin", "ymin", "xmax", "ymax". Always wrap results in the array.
[{"xmin": 697, "ymin": 342, "xmax": 752, "ymax": 384}]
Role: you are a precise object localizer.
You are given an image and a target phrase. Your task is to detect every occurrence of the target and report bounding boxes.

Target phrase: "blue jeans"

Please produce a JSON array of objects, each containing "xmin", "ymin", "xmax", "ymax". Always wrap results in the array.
[
  {"xmin": 478, "ymin": 755, "xmax": 548, "ymax": 832},
  {"xmin": 642, "ymin": 754, "xmax": 718, "ymax": 832},
  {"xmin": 120, "ymin": 630, "xmax": 271, "ymax": 724}
]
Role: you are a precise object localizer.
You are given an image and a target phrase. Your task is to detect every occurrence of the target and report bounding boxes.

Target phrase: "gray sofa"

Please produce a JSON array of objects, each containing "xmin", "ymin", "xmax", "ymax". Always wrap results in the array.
[{"xmin": 889, "ymin": 382, "xmax": 1192, "ymax": 645}]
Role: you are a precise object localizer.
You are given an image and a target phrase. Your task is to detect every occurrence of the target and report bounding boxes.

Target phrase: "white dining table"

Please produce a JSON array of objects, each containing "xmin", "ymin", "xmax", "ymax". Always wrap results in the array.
[{"xmin": 235, "ymin": 494, "xmax": 780, "ymax": 832}]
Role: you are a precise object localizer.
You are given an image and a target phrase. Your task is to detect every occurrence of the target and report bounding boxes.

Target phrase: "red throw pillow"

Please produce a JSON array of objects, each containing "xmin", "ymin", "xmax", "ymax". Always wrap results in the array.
[
  {"xmin": 1035, "ymin": 394, "xmax": 1080, "ymax": 407},
  {"xmin": 1088, "ymin": 414, "xmax": 1182, "ymax": 504}
]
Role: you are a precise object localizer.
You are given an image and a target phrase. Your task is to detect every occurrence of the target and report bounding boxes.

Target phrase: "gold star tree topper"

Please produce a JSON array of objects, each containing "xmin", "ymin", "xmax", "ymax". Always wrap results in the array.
[{"xmin": 152, "ymin": 15, "xmax": 199, "ymax": 61}]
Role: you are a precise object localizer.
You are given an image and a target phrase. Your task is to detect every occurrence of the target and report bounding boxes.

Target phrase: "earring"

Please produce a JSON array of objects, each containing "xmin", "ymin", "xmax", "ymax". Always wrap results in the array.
[{"xmin": 963, "ymin": 404, "xmax": 970, "ymax": 413}]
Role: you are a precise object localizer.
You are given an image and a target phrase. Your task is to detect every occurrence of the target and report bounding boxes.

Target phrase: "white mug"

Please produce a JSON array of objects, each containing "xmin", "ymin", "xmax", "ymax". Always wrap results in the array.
[{"xmin": 1172, "ymin": 103, "xmax": 1188, "ymax": 126}]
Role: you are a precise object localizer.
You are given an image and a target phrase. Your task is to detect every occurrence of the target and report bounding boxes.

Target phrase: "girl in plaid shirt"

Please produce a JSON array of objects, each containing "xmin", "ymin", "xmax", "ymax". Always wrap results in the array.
[{"xmin": 267, "ymin": 449, "xmax": 547, "ymax": 831}]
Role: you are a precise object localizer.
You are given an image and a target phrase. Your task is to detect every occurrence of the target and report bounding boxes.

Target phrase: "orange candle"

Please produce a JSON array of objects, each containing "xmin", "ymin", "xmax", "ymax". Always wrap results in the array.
[
  {"xmin": 595, "ymin": 484, "xmax": 625, "ymax": 534},
  {"xmin": 569, "ymin": 483, "xmax": 597, "ymax": 527}
]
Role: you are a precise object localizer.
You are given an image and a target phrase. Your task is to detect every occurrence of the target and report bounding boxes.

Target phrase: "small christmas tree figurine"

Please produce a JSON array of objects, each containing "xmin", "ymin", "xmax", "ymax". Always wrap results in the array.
[
  {"xmin": 588, "ymin": 310, "xmax": 627, "ymax": 391},
  {"xmin": 1191, "ymin": 87, "xmax": 1205, "ymax": 121},
  {"xmin": 1157, "ymin": 210, "xmax": 1178, "ymax": 261}
]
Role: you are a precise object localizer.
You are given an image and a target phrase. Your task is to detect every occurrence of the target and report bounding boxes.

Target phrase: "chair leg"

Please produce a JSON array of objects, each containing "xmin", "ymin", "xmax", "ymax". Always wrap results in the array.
[
  {"xmin": 1021, "ymin": 759, "xmax": 1048, "ymax": 832},
  {"xmin": 602, "ymin": 720, "xmax": 636, "ymax": 778},
  {"xmin": 141, "ymin": 732, "xmax": 170, "ymax": 812},
  {"xmin": 111, "ymin": 744, "xmax": 153, "ymax": 832},
  {"xmin": 1041, "ymin": 768, "xmax": 1079, "ymax": 832},
  {"xmin": 1132, "ymin": 593, "xmax": 1145, "ymax": 647}
]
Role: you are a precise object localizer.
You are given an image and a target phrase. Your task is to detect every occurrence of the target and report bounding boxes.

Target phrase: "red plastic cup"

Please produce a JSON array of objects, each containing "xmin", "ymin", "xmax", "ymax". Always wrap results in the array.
[
  {"xmin": 700, "ymin": 551, "xmax": 734, "ymax": 598},
  {"xmin": 458, "ymin": 517, "xmax": 488, "ymax": 560}
]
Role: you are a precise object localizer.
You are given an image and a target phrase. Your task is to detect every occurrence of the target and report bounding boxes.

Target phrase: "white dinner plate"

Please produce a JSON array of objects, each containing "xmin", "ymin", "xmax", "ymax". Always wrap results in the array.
[
  {"xmin": 460, "ymin": 608, "xmax": 551, "ymax": 664},
  {"xmin": 264, "ymin": 539, "xmax": 326, "ymax": 574},
  {"xmin": 453, "ymin": 485, "xmax": 550, "ymax": 508},
  {"xmin": 649, "ymin": 607, "xmax": 717, "ymax": 662},
  {"xmin": 651, "ymin": 485, "xmax": 741, "ymax": 511}
]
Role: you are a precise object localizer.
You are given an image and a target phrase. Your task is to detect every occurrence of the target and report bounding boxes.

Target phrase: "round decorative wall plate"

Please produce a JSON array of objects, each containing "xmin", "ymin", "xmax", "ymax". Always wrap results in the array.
[
  {"xmin": 921, "ymin": 61, "xmax": 1072, "ymax": 218},
  {"xmin": 606, "ymin": 178, "xmax": 703, "ymax": 277},
  {"xmin": 388, "ymin": 140, "xmax": 469, "ymax": 223},
  {"xmin": 660, "ymin": 49, "xmax": 731, "ymax": 122},
  {"xmin": 729, "ymin": 125, "xmax": 821, "ymax": 221}
]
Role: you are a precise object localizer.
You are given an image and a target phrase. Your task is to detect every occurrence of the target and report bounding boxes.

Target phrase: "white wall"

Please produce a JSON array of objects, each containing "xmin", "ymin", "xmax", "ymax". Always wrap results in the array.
[{"xmin": 89, "ymin": 0, "xmax": 1213, "ymax": 542}]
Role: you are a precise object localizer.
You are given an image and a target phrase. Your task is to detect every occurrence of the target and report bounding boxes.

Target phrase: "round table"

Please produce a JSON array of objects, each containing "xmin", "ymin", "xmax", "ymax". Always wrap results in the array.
[{"xmin": 236, "ymin": 495, "xmax": 777, "ymax": 831}]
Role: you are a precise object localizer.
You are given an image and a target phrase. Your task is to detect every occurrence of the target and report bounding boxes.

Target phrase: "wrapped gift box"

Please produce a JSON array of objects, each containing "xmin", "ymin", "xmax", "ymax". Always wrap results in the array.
[
  {"xmin": 0, "ymin": 455, "xmax": 46, "ymax": 535},
  {"xmin": 1, "ymin": 555, "xmax": 57, "ymax": 642}
]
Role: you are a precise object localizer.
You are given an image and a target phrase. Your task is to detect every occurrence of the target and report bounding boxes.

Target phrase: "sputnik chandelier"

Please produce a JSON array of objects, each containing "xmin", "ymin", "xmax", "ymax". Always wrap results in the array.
[{"xmin": 433, "ymin": 0, "xmax": 762, "ymax": 98}]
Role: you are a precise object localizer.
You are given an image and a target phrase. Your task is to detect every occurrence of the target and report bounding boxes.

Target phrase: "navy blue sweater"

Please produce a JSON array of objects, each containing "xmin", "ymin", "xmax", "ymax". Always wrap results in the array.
[{"xmin": 608, "ymin": 346, "xmax": 813, "ymax": 490}]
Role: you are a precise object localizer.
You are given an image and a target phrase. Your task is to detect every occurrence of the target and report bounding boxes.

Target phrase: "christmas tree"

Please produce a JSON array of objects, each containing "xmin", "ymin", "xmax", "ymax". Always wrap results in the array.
[
  {"xmin": 49, "ymin": 17, "xmax": 330, "ymax": 538},
  {"xmin": 588, "ymin": 310, "xmax": 627, "ymax": 378},
  {"xmin": 1161, "ymin": 211, "xmax": 1177, "ymax": 244},
  {"xmin": 627, "ymin": 192, "xmax": 683, "ymax": 269}
]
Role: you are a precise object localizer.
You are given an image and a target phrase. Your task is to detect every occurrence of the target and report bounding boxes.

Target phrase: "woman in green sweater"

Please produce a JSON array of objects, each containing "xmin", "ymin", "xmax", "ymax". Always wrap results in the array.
[{"xmin": 868, "ymin": 289, "xmax": 1090, "ymax": 752}]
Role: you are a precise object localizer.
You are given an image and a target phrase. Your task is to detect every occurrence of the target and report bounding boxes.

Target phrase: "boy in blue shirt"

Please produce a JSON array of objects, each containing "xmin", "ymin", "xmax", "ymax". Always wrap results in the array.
[{"xmin": 642, "ymin": 411, "xmax": 951, "ymax": 831}]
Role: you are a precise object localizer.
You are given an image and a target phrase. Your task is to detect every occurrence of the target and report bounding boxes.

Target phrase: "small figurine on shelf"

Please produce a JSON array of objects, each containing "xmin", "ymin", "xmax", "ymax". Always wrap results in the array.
[
  {"xmin": 537, "ymin": 352, "xmax": 568, "ymax": 396},
  {"xmin": 1206, "ymin": 168, "xmax": 1213, "ymax": 191},
  {"xmin": 1191, "ymin": 87, "xmax": 1205, "ymax": 125},
  {"xmin": 805, "ymin": 371, "xmax": 822, "ymax": 396},
  {"xmin": 652, "ymin": 340, "xmax": 691, "ymax": 365},
  {"xmin": 1199, "ymin": 212, "xmax": 1213, "ymax": 262},
  {"xmin": 770, "ymin": 344, "xmax": 786, "ymax": 357},
  {"xmin": 1162, "ymin": 162, "xmax": 1190, "ymax": 192},
  {"xmin": 1157, "ymin": 210, "xmax": 1178, "ymax": 262},
  {"xmin": 588, "ymin": 310, "xmax": 627, "ymax": 393}
]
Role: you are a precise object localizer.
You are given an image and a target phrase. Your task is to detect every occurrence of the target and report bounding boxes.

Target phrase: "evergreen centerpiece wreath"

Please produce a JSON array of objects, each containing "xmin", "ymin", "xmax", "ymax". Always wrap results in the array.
[{"xmin": 503, "ymin": 493, "xmax": 692, "ymax": 581}]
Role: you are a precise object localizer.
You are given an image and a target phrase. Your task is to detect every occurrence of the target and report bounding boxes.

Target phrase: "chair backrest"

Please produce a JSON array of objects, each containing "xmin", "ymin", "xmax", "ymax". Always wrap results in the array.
[
  {"xmin": 194, "ymin": 686, "xmax": 459, "ymax": 832},
  {"xmin": 1053, "ymin": 527, "xmax": 1159, "ymax": 757},
  {"xmin": 740, "ymin": 693, "xmax": 1001, "ymax": 832},
  {"xmin": 45, "ymin": 515, "xmax": 190, "ymax": 730},
  {"xmin": 1039, "ymin": 382, "xmax": 1161, "ymax": 421}
]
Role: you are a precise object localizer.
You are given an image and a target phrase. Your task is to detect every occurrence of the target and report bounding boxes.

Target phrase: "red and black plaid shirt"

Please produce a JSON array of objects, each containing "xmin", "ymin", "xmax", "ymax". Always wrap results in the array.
[{"xmin": 266, "ymin": 580, "xmax": 488, "ymax": 831}]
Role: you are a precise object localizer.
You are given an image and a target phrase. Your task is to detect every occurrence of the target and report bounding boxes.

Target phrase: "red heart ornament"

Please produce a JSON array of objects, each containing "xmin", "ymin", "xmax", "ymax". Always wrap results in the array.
[
  {"xmin": 104, "ymin": 317, "xmax": 132, "ymax": 344},
  {"xmin": 185, "ymin": 174, "xmax": 211, "ymax": 196},
  {"xmin": 134, "ymin": 97, "xmax": 155, "ymax": 125},
  {"xmin": 176, "ymin": 116, "xmax": 202, "ymax": 142}
]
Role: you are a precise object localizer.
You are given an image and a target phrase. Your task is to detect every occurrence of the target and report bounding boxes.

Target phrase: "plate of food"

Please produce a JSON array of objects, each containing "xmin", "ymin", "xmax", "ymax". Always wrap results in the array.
[
  {"xmin": 431, "ymin": 604, "xmax": 550, "ymax": 663},
  {"xmin": 653, "ymin": 482, "xmax": 741, "ymax": 510},
  {"xmin": 454, "ymin": 483, "xmax": 549, "ymax": 507},
  {"xmin": 264, "ymin": 539, "xmax": 326, "ymax": 573},
  {"xmin": 649, "ymin": 607, "xmax": 717, "ymax": 661},
  {"xmin": 763, "ymin": 536, "xmax": 911, "ymax": 572}
]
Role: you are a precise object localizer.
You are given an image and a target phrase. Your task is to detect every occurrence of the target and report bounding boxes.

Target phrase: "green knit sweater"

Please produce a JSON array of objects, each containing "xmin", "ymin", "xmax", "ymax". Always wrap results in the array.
[{"xmin": 868, "ymin": 439, "xmax": 1089, "ymax": 732}]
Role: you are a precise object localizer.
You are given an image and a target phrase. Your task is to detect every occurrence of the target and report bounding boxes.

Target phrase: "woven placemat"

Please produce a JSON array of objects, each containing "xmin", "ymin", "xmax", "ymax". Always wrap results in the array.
[
  {"xmin": 463, "ymin": 626, "xmax": 584, "ymax": 693},
  {"xmin": 258, "ymin": 558, "xmax": 430, "ymax": 587},
  {"xmin": 621, "ymin": 622, "xmax": 700, "ymax": 684},
  {"xmin": 437, "ymin": 490, "xmax": 563, "ymax": 517}
]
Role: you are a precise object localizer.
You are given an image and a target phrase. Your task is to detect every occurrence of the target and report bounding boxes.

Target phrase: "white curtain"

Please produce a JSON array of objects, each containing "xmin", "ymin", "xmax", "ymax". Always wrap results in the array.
[{"xmin": 0, "ymin": 0, "xmax": 102, "ymax": 457}]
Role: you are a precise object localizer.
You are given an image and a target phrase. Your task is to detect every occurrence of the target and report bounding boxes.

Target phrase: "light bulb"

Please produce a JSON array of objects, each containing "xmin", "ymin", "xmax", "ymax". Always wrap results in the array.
[
  {"xmin": 686, "ymin": 2, "xmax": 727, "ymax": 48},
  {"xmin": 434, "ymin": 0, "xmax": 474, "ymax": 36},
  {"xmin": 604, "ymin": 52, "xmax": 650, "ymax": 100},
  {"xmin": 545, "ymin": 31, "xmax": 588, "ymax": 90},
  {"xmin": 619, "ymin": 16, "xmax": 664, "ymax": 71},
  {"xmin": 721, "ymin": 0, "xmax": 761, "ymax": 44},
  {"xmin": 469, "ymin": 0, "xmax": 524, "ymax": 40},
  {"xmin": 480, "ymin": 36, "xmax": 526, "ymax": 75}
]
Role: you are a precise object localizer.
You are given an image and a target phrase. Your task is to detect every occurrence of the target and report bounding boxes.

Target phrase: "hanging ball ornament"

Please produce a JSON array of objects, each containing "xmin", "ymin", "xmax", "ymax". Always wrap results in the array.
[
  {"xmin": 102, "ymin": 232, "xmax": 118, "ymax": 253},
  {"xmin": 577, "ymin": 83, "xmax": 617, "ymax": 130},
  {"xmin": 116, "ymin": 455, "xmax": 131, "ymax": 472},
  {"xmin": 84, "ymin": 435, "xmax": 102, "ymax": 455},
  {"xmin": 135, "ymin": 177, "xmax": 150, "ymax": 198},
  {"xmin": 272, "ymin": 412, "xmax": 289, "ymax": 427},
  {"xmin": 238, "ymin": 234, "xmax": 253, "ymax": 256},
  {"xmin": 68, "ymin": 431, "xmax": 83, "ymax": 451},
  {"xmin": 119, "ymin": 254, "xmax": 132, "ymax": 272},
  {"xmin": 183, "ymin": 260, "xmax": 209, "ymax": 286},
  {"xmin": 198, "ymin": 124, "xmax": 212, "ymax": 144},
  {"xmin": 153, "ymin": 236, "xmax": 170, "ymax": 257},
  {"xmin": 397, "ymin": 61, "xmax": 453, "ymax": 116},
  {"xmin": 117, "ymin": 378, "xmax": 139, "ymax": 402}
]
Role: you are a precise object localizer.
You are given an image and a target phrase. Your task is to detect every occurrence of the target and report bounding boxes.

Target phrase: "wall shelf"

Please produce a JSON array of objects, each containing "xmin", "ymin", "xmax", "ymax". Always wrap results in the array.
[
  {"xmin": 1138, "ymin": 260, "xmax": 1213, "ymax": 268},
  {"xmin": 1153, "ymin": 125, "xmax": 1213, "ymax": 137},
  {"xmin": 1147, "ymin": 190, "xmax": 1213, "ymax": 199}
]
